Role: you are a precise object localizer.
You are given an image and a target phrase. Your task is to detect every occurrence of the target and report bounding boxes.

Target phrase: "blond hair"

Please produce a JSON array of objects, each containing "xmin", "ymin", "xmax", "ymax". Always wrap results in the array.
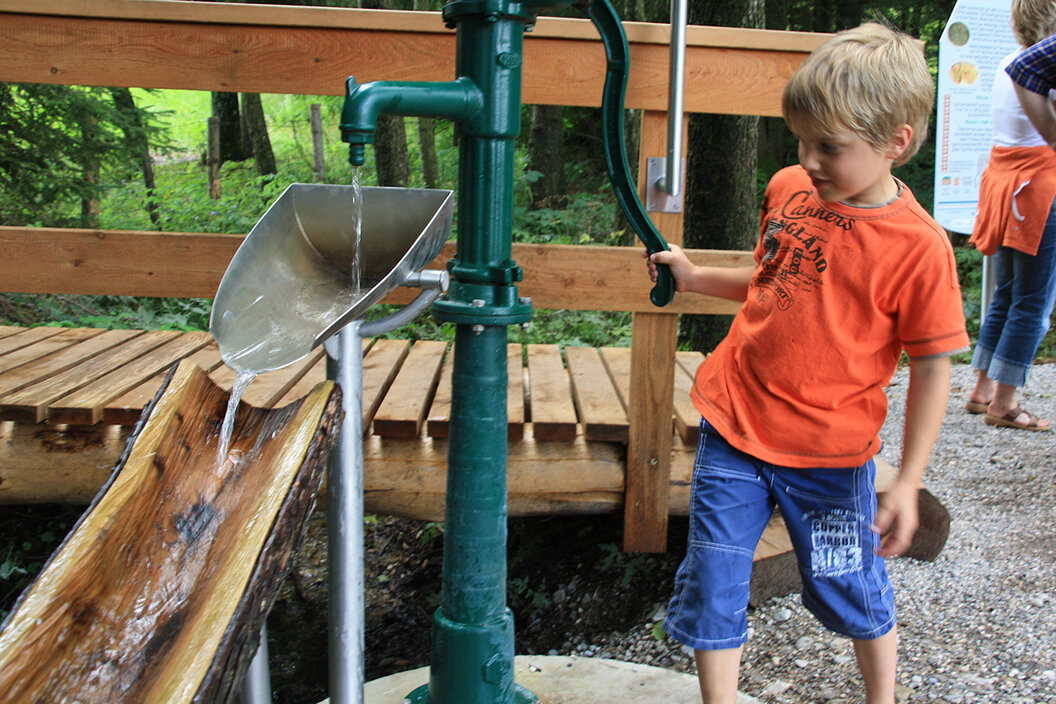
[
  {"xmin": 782, "ymin": 22, "xmax": 933, "ymax": 166},
  {"xmin": 1011, "ymin": 0, "xmax": 1056, "ymax": 48}
]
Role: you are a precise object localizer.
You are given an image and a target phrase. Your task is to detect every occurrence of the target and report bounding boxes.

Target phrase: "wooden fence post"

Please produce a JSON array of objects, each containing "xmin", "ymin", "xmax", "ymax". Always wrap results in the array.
[
  {"xmin": 622, "ymin": 110, "xmax": 688, "ymax": 553},
  {"xmin": 207, "ymin": 115, "xmax": 221, "ymax": 199}
]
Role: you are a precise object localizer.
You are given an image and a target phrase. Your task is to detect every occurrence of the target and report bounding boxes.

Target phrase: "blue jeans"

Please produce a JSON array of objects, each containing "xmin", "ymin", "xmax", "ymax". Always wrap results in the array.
[
  {"xmin": 664, "ymin": 421, "xmax": 895, "ymax": 651},
  {"xmin": 973, "ymin": 201, "xmax": 1056, "ymax": 388}
]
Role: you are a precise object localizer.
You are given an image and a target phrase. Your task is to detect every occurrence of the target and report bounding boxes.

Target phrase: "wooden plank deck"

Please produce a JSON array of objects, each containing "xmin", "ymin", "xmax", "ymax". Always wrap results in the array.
[
  {"xmin": 0, "ymin": 326, "xmax": 712, "ymax": 519},
  {"xmin": 0, "ymin": 328, "xmax": 697, "ymax": 444}
]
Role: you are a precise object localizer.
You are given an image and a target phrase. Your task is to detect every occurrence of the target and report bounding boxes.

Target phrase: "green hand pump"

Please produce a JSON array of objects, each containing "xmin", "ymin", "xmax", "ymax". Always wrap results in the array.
[{"xmin": 339, "ymin": 1, "xmax": 678, "ymax": 701}]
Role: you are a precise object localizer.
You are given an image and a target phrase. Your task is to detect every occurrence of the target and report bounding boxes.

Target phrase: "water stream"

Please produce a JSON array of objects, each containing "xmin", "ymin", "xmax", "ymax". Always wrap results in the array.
[
  {"xmin": 216, "ymin": 369, "xmax": 258, "ymax": 467},
  {"xmin": 350, "ymin": 167, "xmax": 363, "ymax": 291}
]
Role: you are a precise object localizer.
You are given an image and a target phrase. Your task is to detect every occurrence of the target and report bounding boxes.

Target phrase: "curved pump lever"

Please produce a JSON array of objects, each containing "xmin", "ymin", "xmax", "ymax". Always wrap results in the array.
[{"xmin": 579, "ymin": 0, "xmax": 675, "ymax": 307}]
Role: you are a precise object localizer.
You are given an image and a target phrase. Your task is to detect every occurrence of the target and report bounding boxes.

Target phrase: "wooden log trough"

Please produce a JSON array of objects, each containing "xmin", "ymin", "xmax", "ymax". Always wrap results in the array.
[{"xmin": 0, "ymin": 360, "xmax": 341, "ymax": 703}]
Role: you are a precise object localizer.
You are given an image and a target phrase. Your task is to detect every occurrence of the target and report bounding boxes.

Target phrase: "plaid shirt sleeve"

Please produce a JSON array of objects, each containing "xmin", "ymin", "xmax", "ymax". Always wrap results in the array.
[{"xmin": 1007, "ymin": 33, "xmax": 1056, "ymax": 95}]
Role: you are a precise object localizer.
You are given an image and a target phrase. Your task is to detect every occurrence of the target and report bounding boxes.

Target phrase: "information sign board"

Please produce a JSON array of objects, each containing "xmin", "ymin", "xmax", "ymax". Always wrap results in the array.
[{"xmin": 933, "ymin": 0, "xmax": 1016, "ymax": 234}]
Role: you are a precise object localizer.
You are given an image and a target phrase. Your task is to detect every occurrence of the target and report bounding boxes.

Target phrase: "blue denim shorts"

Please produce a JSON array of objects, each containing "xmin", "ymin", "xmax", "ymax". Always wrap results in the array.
[{"xmin": 664, "ymin": 420, "xmax": 896, "ymax": 650}]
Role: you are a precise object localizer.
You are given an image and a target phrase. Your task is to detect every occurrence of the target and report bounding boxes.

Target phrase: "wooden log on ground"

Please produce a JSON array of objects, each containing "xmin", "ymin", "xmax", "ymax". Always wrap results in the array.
[{"xmin": 0, "ymin": 360, "xmax": 340, "ymax": 704}]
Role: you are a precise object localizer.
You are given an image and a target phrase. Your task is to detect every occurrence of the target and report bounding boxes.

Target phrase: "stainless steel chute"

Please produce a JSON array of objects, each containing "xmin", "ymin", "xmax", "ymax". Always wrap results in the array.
[{"xmin": 210, "ymin": 183, "xmax": 454, "ymax": 373}]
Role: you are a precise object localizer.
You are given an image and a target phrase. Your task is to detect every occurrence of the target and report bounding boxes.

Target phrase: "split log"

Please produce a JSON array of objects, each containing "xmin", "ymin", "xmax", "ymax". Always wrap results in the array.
[{"xmin": 0, "ymin": 360, "xmax": 341, "ymax": 704}]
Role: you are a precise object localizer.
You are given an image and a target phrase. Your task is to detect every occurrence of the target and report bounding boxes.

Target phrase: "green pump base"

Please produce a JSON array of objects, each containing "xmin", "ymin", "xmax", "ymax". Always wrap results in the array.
[
  {"xmin": 401, "ymin": 683, "xmax": 539, "ymax": 703},
  {"xmin": 336, "ymin": 655, "xmax": 764, "ymax": 703}
]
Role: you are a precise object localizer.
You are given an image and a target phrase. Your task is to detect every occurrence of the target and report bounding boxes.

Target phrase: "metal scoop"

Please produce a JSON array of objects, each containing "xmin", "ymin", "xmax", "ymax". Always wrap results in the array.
[{"xmin": 210, "ymin": 183, "xmax": 453, "ymax": 373}]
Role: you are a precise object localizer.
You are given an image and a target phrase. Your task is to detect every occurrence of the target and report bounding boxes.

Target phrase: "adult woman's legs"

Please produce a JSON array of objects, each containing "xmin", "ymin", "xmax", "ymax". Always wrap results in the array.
[{"xmin": 971, "ymin": 204, "xmax": 1056, "ymax": 427}]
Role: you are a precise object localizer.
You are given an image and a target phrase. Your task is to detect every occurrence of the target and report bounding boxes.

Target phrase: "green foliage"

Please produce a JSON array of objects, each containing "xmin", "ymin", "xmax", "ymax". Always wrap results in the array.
[
  {"xmin": 416, "ymin": 521, "xmax": 444, "ymax": 546},
  {"xmin": 0, "ymin": 505, "xmax": 81, "ymax": 622},
  {"xmin": 955, "ymin": 244, "xmax": 984, "ymax": 340},
  {"xmin": 507, "ymin": 576, "xmax": 552, "ymax": 620},
  {"xmin": 0, "ymin": 293, "xmax": 211, "ymax": 331},
  {"xmin": 513, "ymin": 190, "xmax": 623, "ymax": 246},
  {"xmin": 0, "ymin": 83, "xmax": 165, "ymax": 227},
  {"xmin": 597, "ymin": 543, "xmax": 647, "ymax": 588},
  {"xmin": 516, "ymin": 310, "xmax": 631, "ymax": 349},
  {"xmin": 129, "ymin": 88, "xmax": 209, "ymax": 155}
]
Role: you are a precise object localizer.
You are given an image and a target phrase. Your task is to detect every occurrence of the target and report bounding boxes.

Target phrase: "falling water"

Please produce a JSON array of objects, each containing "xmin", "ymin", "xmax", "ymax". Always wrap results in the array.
[
  {"xmin": 349, "ymin": 166, "xmax": 363, "ymax": 290},
  {"xmin": 216, "ymin": 370, "xmax": 257, "ymax": 467}
]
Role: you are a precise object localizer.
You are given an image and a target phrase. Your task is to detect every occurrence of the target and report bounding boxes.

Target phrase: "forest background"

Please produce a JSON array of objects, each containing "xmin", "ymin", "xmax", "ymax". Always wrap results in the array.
[{"xmin": 1, "ymin": 0, "xmax": 1002, "ymax": 354}]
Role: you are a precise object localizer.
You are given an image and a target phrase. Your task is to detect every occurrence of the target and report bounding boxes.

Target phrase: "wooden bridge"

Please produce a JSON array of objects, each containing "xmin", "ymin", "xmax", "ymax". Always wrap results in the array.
[
  {"xmin": 0, "ymin": 323, "xmax": 713, "ymax": 517},
  {"xmin": 0, "ymin": 318, "xmax": 833, "ymax": 595}
]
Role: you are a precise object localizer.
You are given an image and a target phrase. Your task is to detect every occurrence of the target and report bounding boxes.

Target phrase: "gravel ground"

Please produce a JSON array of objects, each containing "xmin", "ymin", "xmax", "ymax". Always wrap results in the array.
[{"xmin": 573, "ymin": 363, "xmax": 1056, "ymax": 703}]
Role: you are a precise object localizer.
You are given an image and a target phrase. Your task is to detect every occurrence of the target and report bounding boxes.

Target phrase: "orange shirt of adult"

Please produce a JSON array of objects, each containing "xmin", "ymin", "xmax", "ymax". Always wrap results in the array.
[
  {"xmin": 969, "ymin": 146, "xmax": 1056, "ymax": 256},
  {"xmin": 691, "ymin": 166, "xmax": 970, "ymax": 469}
]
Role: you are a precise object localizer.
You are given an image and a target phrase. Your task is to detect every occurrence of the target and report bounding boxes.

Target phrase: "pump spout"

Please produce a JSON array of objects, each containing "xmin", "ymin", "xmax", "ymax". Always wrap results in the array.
[{"xmin": 340, "ymin": 76, "xmax": 484, "ymax": 166}]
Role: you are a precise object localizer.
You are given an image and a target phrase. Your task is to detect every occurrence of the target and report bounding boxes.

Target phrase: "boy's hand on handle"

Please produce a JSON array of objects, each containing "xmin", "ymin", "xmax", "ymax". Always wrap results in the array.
[
  {"xmin": 645, "ymin": 244, "xmax": 693, "ymax": 292},
  {"xmin": 872, "ymin": 477, "xmax": 919, "ymax": 557},
  {"xmin": 645, "ymin": 247, "xmax": 755, "ymax": 303}
]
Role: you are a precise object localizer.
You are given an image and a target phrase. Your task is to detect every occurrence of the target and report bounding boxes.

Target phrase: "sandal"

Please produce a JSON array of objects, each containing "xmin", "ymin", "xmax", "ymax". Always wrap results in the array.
[
  {"xmin": 965, "ymin": 401, "xmax": 989, "ymax": 414},
  {"xmin": 984, "ymin": 406, "xmax": 1052, "ymax": 431}
]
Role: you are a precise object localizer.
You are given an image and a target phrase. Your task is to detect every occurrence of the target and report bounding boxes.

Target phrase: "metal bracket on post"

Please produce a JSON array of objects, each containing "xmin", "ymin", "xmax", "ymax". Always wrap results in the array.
[
  {"xmin": 324, "ymin": 270, "xmax": 449, "ymax": 360},
  {"xmin": 646, "ymin": 157, "xmax": 685, "ymax": 213}
]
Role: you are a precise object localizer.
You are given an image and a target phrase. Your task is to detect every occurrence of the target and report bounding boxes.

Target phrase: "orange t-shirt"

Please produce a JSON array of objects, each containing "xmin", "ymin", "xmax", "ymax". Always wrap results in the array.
[
  {"xmin": 691, "ymin": 166, "xmax": 969, "ymax": 468},
  {"xmin": 969, "ymin": 146, "xmax": 1056, "ymax": 256}
]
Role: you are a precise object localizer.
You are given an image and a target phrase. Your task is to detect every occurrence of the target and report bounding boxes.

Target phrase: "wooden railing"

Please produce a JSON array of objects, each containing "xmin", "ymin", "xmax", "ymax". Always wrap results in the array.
[{"xmin": 0, "ymin": 0, "xmax": 826, "ymax": 551}]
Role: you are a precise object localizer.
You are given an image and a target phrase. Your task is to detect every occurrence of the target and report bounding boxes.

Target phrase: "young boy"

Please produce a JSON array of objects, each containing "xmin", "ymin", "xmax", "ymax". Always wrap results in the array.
[{"xmin": 648, "ymin": 23, "xmax": 969, "ymax": 704}]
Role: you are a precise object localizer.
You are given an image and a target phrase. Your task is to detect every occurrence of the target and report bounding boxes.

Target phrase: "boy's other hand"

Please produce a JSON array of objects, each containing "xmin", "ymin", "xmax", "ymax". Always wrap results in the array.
[{"xmin": 872, "ymin": 478, "xmax": 919, "ymax": 557}]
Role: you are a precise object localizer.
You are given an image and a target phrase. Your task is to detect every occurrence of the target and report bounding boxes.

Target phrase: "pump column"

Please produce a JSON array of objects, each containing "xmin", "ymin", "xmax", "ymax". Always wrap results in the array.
[{"xmin": 421, "ymin": 1, "xmax": 535, "ymax": 703}]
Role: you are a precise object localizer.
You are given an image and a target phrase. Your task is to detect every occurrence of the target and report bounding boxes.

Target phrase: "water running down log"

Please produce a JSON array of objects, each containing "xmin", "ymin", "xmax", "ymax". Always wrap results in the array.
[{"xmin": 0, "ymin": 360, "xmax": 341, "ymax": 704}]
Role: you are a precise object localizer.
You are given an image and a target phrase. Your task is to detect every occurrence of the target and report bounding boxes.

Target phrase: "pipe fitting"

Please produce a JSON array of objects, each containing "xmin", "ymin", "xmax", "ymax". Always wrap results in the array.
[{"xmin": 340, "ymin": 76, "xmax": 484, "ymax": 166}]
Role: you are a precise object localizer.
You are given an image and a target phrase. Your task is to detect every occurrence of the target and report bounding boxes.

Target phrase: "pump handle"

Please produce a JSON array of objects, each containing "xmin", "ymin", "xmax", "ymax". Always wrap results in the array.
[{"xmin": 580, "ymin": 0, "xmax": 675, "ymax": 307}]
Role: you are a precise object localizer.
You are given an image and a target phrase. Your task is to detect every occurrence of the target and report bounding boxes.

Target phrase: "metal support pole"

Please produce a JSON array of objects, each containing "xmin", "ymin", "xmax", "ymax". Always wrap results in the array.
[
  {"xmin": 238, "ymin": 626, "xmax": 273, "ymax": 704},
  {"xmin": 328, "ymin": 321, "xmax": 367, "ymax": 704},
  {"xmin": 662, "ymin": 0, "xmax": 686, "ymax": 197},
  {"xmin": 325, "ymin": 280, "xmax": 446, "ymax": 704},
  {"xmin": 981, "ymin": 254, "xmax": 995, "ymax": 325}
]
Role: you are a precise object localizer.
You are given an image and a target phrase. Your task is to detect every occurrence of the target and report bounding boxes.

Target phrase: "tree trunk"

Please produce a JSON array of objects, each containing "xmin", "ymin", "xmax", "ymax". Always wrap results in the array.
[
  {"xmin": 374, "ymin": 114, "xmax": 410, "ymax": 187},
  {"xmin": 240, "ymin": 92, "xmax": 276, "ymax": 176},
  {"xmin": 411, "ymin": 0, "xmax": 441, "ymax": 187},
  {"xmin": 418, "ymin": 117, "xmax": 440, "ymax": 189},
  {"xmin": 109, "ymin": 87, "xmax": 160, "ymax": 227},
  {"xmin": 311, "ymin": 103, "xmax": 326, "ymax": 182},
  {"xmin": 79, "ymin": 112, "xmax": 101, "ymax": 228},
  {"xmin": 0, "ymin": 361, "xmax": 340, "ymax": 704},
  {"xmin": 527, "ymin": 105, "xmax": 567, "ymax": 209},
  {"xmin": 680, "ymin": 0, "xmax": 765, "ymax": 353},
  {"xmin": 211, "ymin": 91, "xmax": 246, "ymax": 163}
]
